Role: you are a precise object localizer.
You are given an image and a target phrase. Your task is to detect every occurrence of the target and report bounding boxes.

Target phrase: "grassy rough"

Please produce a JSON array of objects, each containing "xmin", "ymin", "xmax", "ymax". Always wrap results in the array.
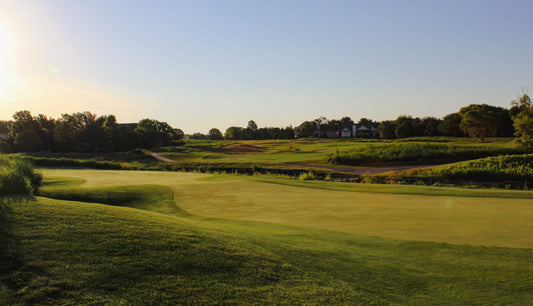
[
  {"xmin": 398, "ymin": 153, "xmax": 533, "ymax": 181},
  {"xmin": 326, "ymin": 142, "xmax": 528, "ymax": 166}
]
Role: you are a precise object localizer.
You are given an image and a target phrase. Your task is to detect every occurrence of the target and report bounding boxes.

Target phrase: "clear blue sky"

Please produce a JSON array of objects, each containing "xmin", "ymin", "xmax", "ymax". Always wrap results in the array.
[{"xmin": 1, "ymin": 0, "xmax": 532, "ymax": 133}]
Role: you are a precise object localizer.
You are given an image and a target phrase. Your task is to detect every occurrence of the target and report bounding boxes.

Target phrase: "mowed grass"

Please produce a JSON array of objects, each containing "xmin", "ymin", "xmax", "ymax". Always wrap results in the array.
[
  {"xmin": 41, "ymin": 169, "xmax": 533, "ymax": 248},
  {"xmin": 156, "ymin": 138, "xmax": 525, "ymax": 166},
  {"xmin": 2, "ymin": 196, "xmax": 532, "ymax": 304}
]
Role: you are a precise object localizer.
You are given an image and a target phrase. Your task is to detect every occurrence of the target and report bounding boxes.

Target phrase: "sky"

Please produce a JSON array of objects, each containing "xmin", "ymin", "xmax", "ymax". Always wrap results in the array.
[{"xmin": 0, "ymin": 0, "xmax": 532, "ymax": 133}]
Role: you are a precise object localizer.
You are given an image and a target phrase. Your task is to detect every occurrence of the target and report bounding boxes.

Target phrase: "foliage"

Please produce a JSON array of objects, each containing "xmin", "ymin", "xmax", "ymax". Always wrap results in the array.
[
  {"xmin": 0, "ymin": 157, "xmax": 42, "ymax": 195},
  {"xmin": 377, "ymin": 120, "xmax": 396, "ymax": 139},
  {"xmin": 459, "ymin": 104, "xmax": 513, "ymax": 141},
  {"xmin": 511, "ymin": 94, "xmax": 533, "ymax": 147},
  {"xmin": 438, "ymin": 112, "xmax": 463, "ymax": 137},
  {"xmin": 509, "ymin": 93, "xmax": 531, "ymax": 117},
  {"xmin": 225, "ymin": 123, "xmax": 294, "ymax": 140},
  {"xmin": 298, "ymin": 171, "xmax": 316, "ymax": 180},
  {"xmin": 297, "ymin": 121, "xmax": 317, "ymax": 138},
  {"xmin": 405, "ymin": 154, "xmax": 533, "ymax": 181},
  {"xmin": 326, "ymin": 142, "xmax": 527, "ymax": 165},
  {"xmin": 135, "ymin": 118, "xmax": 178, "ymax": 148},
  {"xmin": 513, "ymin": 109, "xmax": 533, "ymax": 146},
  {"xmin": 208, "ymin": 128, "xmax": 224, "ymax": 140}
]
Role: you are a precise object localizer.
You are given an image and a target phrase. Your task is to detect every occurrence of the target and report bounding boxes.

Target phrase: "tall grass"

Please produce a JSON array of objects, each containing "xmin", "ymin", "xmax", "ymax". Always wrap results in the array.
[
  {"xmin": 404, "ymin": 154, "xmax": 533, "ymax": 181},
  {"xmin": 0, "ymin": 157, "xmax": 42, "ymax": 195},
  {"xmin": 326, "ymin": 143, "xmax": 528, "ymax": 165}
]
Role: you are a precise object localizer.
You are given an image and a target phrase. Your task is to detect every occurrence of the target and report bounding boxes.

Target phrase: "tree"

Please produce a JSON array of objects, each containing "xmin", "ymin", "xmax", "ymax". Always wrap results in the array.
[
  {"xmin": 53, "ymin": 112, "xmax": 98, "ymax": 152},
  {"xmin": 103, "ymin": 115, "xmax": 118, "ymax": 130},
  {"xmin": 378, "ymin": 120, "xmax": 396, "ymax": 139},
  {"xmin": 173, "ymin": 129, "xmax": 185, "ymax": 141},
  {"xmin": 511, "ymin": 94, "xmax": 533, "ymax": 146},
  {"xmin": 394, "ymin": 116, "xmax": 415, "ymax": 138},
  {"xmin": 247, "ymin": 120, "xmax": 258, "ymax": 131},
  {"xmin": 14, "ymin": 129, "xmax": 42, "ymax": 152},
  {"xmin": 438, "ymin": 113, "xmax": 463, "ymax": 137},
  {"xmin": 420, "ymin": 117, "xmax": 441, "ymax": 136},
  {"xmin": 35, "ymin": 114, "xmax": 55, "ymax": 151},
  {"xmin": 298, "ymin": 121, "xmax": 316, "ymax": 138},
  {"xmin": 224, "ymin": 126, "xmax": 243, "ymax": 140},
  {"xmin": 189, "ymin": 132, "xmax": 208, "ymax": 140},
  {"xmin": 459, "ymin": 104, "xmax": 501, "ymax": 142},
  {"xmin": 510, "ymin": 93, "xmax": 531, "ymax": 117},
  {"xmin": 10, "ymin": 110, "xmax": 45, "ymax": 152},
  {"xmin": 513, "ymin": 109, "xmax": 533, "ymax": 146},
  {"xmin": 208, "ymin": 128, "xmax": 224, "ymax": 140},
  {"xmin": 135, "ymin": 119, "xmax": 176, "ymax": 148},
  {"xmin": 358, "ymin": 118, "xmax": 376, "ymax": 127},
  {"xmin": 339, "ymin": 117, "xmax": 354, "ymax": 129}
]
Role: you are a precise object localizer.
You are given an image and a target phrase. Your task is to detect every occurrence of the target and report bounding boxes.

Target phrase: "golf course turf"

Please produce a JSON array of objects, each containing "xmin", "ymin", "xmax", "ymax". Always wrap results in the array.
[{"xmin": 1, "ymin": 168, "xmax": 532, "ymax": 304}]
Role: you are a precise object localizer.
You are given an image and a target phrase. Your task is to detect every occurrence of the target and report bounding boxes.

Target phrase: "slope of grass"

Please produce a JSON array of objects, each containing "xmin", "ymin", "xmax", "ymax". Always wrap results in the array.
[
  {"xmin": 40, "ymin": 177, "xmax": 186, "ymax": 216},
  {"xmin": 1, "ymin": 196, "xmax": 532, "ymax": 304}
]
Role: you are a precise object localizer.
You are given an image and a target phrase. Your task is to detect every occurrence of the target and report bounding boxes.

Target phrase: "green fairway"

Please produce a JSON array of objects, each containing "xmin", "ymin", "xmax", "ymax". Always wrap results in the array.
[
  {"xmin": 41, "ymin": 169, "xmax": 533, "ymax": 248},
  {"xmin": 2, "ymin": 196, "xmax": 532, "ymax": 304},
  {"xmin": 154, "ymin": 138, "xmax": 526, "ymax": 166}
]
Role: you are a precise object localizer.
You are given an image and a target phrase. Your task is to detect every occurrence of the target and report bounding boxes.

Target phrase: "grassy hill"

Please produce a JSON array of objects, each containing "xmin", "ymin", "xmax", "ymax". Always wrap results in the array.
[{"xmin": 1, "ymin": 169, "xmax": 532, "ymax": 304}]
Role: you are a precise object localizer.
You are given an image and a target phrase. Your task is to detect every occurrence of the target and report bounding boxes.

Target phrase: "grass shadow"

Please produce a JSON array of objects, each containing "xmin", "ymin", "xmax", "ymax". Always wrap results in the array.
[
  {"xmin": 0, "ymin": 197, "xmax": 33, "ymax": 304},
  {"xmin": 40, "ymin": 177, "xmax": 190, "ymax": 217}
]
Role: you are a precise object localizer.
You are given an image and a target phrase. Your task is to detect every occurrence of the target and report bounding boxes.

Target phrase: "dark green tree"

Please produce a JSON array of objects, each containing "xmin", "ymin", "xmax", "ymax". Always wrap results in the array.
[
  {"xmin": 438, "ymin": 113, "xmax": 463, "ymax": 137},
  {"xmin": 135, "ymin": 119, "xmax": 176, "ymax": 148},
  {"xmin": 420, "ymin": 117, "xmax": 441, "ymax": 136},
  {"xmin": 511, "ymin": 94, "xmax": 533, "ymax": 146},
  {"xmin": 208, "ymin": 128, "xmax": 224, "ymax": 140},
  {"xmin": 247, "ymin": 120, "xmax": 258, "ymax": 131},
  {"xmin": 298, "ymin": 121, "xmax": 316, "ymax": 138},
  {"xmin": 378, "ymin": 120, "xmax": 396, "ymax": 139},
  {"xmin": 459, "ymin": 104, "xmax": 501, "ymax": 142},
  {"xmin": 224, "ymin": 126, "xmax": 244, "ymax": 140}
]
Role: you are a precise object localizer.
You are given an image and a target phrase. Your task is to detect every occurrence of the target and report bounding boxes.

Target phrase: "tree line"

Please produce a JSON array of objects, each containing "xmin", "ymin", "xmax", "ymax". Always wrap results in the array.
[
  {"xmin": 297, "ymin": 96, "xmax": 532, "ymax": 144},
  {"xmin": 1, "ymin": 94, "xmax": 532, "ymax": 153},
  {"xmin": 183, "ymin": 120, "xmax": 295, "ymax": 140},
  {"xmin": 0, "ymin": 110, "xmax": 184, "ymax": 153}
]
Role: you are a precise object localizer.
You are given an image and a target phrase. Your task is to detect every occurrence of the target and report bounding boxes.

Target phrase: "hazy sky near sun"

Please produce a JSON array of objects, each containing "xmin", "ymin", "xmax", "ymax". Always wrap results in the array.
[{"xmin": 0, "ymin": 0, "xmax": 532, "ymax": 133}]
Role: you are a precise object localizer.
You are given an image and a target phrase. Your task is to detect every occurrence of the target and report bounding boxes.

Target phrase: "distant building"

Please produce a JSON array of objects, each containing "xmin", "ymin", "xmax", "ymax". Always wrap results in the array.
[{"xmin": 294, "ymin": 122, "xmax": 378, "ymax": 139}]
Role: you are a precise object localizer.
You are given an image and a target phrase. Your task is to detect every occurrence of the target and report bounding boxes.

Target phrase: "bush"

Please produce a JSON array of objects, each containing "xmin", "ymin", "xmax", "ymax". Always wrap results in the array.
[
  {"xmin": 299, "ymin": 172, "xmax": 316, "ymax": 181},
  {"xmin": 0, "ymin": 157, "xmax": 42, "ymax": 195}
]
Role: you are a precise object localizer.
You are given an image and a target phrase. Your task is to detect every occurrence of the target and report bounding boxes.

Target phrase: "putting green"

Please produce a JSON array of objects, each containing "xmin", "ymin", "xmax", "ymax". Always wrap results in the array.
[{"xmin": 42, "ymin": 169, "xmax": 533, "ymax": 248}]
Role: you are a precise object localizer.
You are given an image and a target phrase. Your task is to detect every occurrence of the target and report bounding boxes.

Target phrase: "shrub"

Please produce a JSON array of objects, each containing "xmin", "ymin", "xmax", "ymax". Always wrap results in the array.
[
  {"xmin": 0, "ymin": 157, "xmax": 42, "ymax": 195},
  {"xmin": 299, "ymin": 172, "xmax": 316, "ymax": 181}
]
